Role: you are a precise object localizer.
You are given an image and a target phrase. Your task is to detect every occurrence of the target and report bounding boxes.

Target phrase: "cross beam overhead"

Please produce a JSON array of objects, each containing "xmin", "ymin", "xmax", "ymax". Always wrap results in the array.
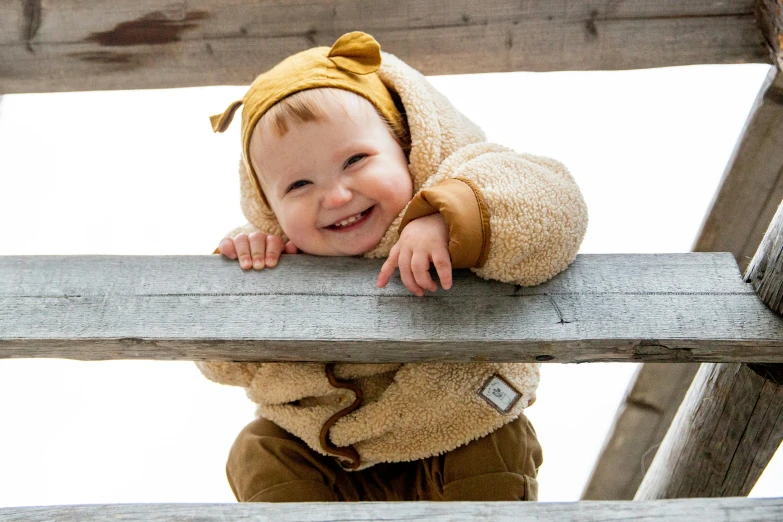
[{"xmin": 0, "ymin": 0, "xmax": 769, "ymax": 94}]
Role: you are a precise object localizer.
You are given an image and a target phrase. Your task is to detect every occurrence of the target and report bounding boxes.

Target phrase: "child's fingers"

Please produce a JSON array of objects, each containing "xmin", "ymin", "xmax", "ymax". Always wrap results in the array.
[
  {"xmin": 218, "ymin": 237, "xmax": 237, "ymax": 259},
  {"xmin": 234, "ymin": 234, "xmax": 253, "ymax": 270},
  {"xmin": 411, "ymin": 251, "xmax": 437, "ymax": 292},
  {"xmin": 377, "ymin": 245, "xmax": 400, "ymax": 288},
  {"xmin": 247, "ymin": 232, "xmax": 267, "ymax": 270},
  {"xmin": 431, "ymin": 250, "xmax": 453, "ymax": 290},
  {"xmin": 265, "ymin": 235, "xmax": 285, "ymax": 267},
  {"xmin": 284, "ymin": 241, "xmax": 299, "ymax": 255},
  {"xmin": 398, "ymin": 248, "xmax": 425, "ymax": 297}
]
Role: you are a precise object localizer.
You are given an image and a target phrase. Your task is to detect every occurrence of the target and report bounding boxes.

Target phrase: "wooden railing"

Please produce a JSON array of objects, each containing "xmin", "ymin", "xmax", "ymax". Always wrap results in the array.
[
  {"xmin": 0, "ymin": 497, "xmax": 782, "ymax": 521},
  {"xmin": 1, "ymin": 252, "xmax": 781, "ymax": 364}
]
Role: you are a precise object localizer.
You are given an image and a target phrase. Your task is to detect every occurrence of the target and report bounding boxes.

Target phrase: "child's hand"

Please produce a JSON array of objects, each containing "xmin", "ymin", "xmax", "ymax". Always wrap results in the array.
[
  {"xmin": 377, "ymin": 214, "xmax": 452, "ymax": 296},
  {"xmin": 218, "ymin": 232, "xmax": 298, "ymax": 270}
]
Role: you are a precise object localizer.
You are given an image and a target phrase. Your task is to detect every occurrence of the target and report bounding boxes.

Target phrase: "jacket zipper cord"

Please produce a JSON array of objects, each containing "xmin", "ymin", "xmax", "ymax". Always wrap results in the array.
[{"xmin": 319, "ymin": 363, "xmax": 364, "ymax": 470}]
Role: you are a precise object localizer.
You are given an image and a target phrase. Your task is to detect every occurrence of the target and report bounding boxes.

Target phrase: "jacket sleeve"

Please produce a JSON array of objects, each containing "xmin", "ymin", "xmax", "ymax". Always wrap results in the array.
[
  {"xmin": 400, "ymin": 142, "xmax": 588, "ymax": 286},
  {"xmin": 399, "ymin": 177, "xmax": 491, "ymax": 268}
]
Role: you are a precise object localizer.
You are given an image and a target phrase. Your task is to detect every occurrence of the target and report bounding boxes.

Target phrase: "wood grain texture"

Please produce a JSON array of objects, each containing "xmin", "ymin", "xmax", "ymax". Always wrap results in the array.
[
  {"xmin": 0, "ymin": 0, "xmax": 769, "ymax": 93},
  {"xmin": 694, "ymin": 67, "xmax": 783, "ymax": 274},
  {"xmin": 758, "ymin": 0, "xmax": 783, "ymax": 68},
  {"xmin": 2, "ymin": 253, "xmax": 783, "ymax": 362},
  {"xmin": 634, "ymin": 362, "xmax": 783, "ymax": 499},
  {"xmin": 1, "ymin": 497, "xmax": 783, "ymax": 521},
  {"xmin": 745, "ymin": 199, "xmax": 783, "ymax": 313},
  {"xmin": 581, "ymin": 363, "xmax": 700, "ymax": 499},
  {"xmin": 636, "ymin": 214, "xmax": 783, "ymax": 500}
]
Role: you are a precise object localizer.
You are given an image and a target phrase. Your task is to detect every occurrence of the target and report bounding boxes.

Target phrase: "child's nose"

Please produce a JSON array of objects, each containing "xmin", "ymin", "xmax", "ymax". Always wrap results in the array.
[{"xmin": 322, "ymin": 184, "xmax": 353, "ymax": 209}]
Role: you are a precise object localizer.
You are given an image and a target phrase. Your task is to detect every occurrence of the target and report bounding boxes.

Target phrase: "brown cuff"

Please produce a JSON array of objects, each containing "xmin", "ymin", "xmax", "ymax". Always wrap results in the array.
[
  {"xmin": 399, "ymin": 177, "xmax": 491, "ymax": 268},
  {"xmin": 212, "ymin": 247, "xmax": 220, "ymax": 254}
]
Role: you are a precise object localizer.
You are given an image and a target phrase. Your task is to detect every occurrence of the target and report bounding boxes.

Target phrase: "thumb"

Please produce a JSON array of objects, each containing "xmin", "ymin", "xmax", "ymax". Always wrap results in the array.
[{"xmin": 284, "ymin": 241, "xmax": 299, "ymax": 254}]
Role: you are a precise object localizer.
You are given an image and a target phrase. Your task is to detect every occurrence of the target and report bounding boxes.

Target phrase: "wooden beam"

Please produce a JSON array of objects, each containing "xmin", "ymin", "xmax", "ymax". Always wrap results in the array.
[
  {"xmin": 758, "ymin": 0, "xmax": 783, "ymax": 69},
  {"xmin": 634, "ymin": 362, "xmax": 783, "ymax": 498},
  {"xmin": 696, "ymin": 0, "xmax": 783, "ymax": 270},
  {"xmin": 0, "ymin": 1, "xmax": 769, "ymax": 94},
  {"xmin": 694, "ymin": 67, "xmax": 783, "ymax": 274},
  {"xmin": 635, "ymin": 200, "xmax": 783, "ymax": 499},
  {"xmin": 745, "ymin": 200, "xmax": 783, "ymax": 313},
  {"xmin": 1, "ymin": 497, "xmax": 782, "ymax": 521},
  {"xmin": 580, "ymin": 363, "xmax": 700, "ymax": 499},
  {"xmin": 583, "ymin": 63, "xmax": 783, "ymax": 502},
  {"xmin": 2, "ymin": 253, "xmax": 783, "ymax": 363}
]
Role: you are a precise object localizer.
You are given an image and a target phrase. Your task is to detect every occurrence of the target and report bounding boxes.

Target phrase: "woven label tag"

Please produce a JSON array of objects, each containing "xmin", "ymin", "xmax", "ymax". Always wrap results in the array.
[{"xmin": 478, "ymin": 374, "xmax": 522, "ymax": 414}]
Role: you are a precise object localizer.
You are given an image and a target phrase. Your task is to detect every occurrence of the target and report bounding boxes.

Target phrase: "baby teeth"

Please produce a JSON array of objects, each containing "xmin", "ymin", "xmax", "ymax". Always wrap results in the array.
[{"xmin": 334, "ymin": 211, "xmax": 364, "ymax": 227}]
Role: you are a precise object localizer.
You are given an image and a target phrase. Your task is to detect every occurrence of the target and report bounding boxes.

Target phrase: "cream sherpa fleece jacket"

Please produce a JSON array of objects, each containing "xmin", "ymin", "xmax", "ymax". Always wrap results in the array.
[{"xmin": 198, "ymin": 53, "xmax": 588, "ymax": 470}]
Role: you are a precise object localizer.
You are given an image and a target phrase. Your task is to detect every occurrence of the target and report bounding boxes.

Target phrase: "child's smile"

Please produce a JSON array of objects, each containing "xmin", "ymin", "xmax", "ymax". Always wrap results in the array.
[
  {"xmin": 325, "ymin": 205, "xmax": 374, "ymax": 231},
  {"xmin": 249, "ymin": 90, "xmax": 413, "ymax": 256}
]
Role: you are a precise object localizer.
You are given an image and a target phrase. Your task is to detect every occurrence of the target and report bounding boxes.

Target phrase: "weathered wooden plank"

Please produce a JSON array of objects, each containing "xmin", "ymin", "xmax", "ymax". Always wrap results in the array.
[
  {"xmin": 1, "ymin": 498, "xmax": 782, "ymax": 522},
  {"xmin": 635, "ymin": 199, "xmax": 783, "ymax": 499},
  {"xmin": 2, "ymin": 253, "xmax": 783, "ymax": 363},
  {"xmin": 0, "ymin": 0, "xmax": 769, "ymax": 93},
  {"xmin": 758, "ymin": 0, "xmax": 783, "ymax": 69},
  {"xmin": 746, "ymin": 200, "xmax": 783, "ymax": 313},
  {"xmin": 581, "ymin": 362, "xmax": 700, "ymax": 500},
  {"xmin": 634, "ymin": 362, "xmax": 783, "ymax": 498},
  {"xmin": 694, "ymin": 67, "xmax": 783, "ymax": 274}
]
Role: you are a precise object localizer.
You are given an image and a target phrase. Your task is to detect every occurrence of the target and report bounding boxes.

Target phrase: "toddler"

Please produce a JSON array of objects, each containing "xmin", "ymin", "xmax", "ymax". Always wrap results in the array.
[{"xmin": 198, "ymin": 31, "xmax": 588, "ymax": 502}]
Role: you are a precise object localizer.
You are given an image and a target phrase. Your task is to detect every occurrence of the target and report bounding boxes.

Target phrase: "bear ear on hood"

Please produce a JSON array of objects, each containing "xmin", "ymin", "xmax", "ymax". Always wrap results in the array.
[
  {"xmin": 210, "ymin": 99, "xmax": 244, "ymax": 133},
  {"xmin": 327, "ymin": 32, "xmax": 382, "ymax": 75}
]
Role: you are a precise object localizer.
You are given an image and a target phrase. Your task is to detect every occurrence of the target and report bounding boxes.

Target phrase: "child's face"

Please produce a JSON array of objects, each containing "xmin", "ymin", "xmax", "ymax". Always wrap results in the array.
[{"xmin": 250, "ymin": 93, "xmax": 412, "ymax": 256}]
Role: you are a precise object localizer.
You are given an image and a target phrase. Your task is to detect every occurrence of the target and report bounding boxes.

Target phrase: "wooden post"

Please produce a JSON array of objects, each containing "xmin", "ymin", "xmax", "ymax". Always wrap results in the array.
[
  {"xmin": 694, "ymin": 67, "xmax": 783, "ymax": 274},
  {"xmin": 581, "ymin": 363, "xmax": 699, "ymax": 499},
  {"xmin": 584, "ymin": 65, "xmax": 783, "ymax": 501},
  {"xmin": 757, "ymin": 0, "xmax": 783, "ymax": 70},
  {"xmin": 745, "ymin": 201, "xmax": 783, "ymax": 314},
  {"xmin": 635, "ymin": 200, "xmax": 783, "ymax": 499}
]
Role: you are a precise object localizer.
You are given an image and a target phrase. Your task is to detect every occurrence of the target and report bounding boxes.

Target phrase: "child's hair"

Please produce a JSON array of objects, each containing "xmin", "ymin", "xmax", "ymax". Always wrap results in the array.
[{"xmin": 259, "ymin": 88, "xmax": 409, "ymax": 152}]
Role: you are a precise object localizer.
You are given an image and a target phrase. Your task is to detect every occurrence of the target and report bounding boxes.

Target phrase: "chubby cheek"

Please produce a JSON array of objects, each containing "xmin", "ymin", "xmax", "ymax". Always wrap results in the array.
[
  {"xmin": 371, "ymin": 172, "xmax": 413, "ymax": 218},
  {"xmin": 275, "ymin": 205, "xmax": 319, "ymax": 252}
]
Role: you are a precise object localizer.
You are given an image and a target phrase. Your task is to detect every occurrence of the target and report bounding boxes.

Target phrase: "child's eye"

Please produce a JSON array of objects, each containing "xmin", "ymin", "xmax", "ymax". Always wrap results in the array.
[
  {"xmin": 286, "ymin": 180, "xmax": 311, "ymax": 192},
  {"xmin": 344, "ymin": 154, "xmax": 366, "ymax": 168}
]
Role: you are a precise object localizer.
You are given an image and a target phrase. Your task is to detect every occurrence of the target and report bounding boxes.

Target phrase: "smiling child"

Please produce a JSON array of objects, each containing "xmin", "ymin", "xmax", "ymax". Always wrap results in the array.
[{"xmin": 199, "ymin": 32, "xmax": 588, "ymax": 502}]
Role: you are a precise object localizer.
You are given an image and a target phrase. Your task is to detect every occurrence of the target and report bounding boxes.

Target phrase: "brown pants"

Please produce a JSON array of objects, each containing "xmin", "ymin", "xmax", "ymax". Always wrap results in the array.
[{"xmin": 226, "ymin": 415, "xmax": 543, "ymax": 502}]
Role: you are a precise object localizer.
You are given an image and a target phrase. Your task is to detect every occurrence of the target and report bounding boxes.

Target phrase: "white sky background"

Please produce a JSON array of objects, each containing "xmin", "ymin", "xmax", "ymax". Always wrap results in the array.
[{"xmin": 0, "ymin": 63, "xmax": 780, "ymax": 507}]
